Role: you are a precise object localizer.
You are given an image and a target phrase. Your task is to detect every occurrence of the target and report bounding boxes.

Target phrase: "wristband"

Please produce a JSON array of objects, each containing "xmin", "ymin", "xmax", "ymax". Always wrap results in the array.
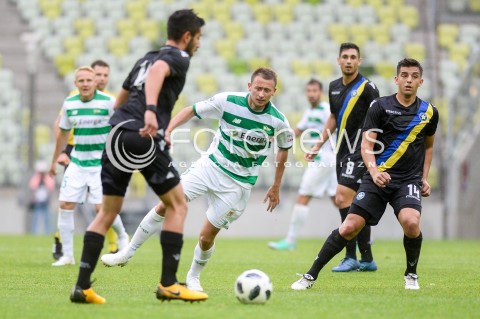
[{"xmin": 146, "ymin": 104, "xmax": 157, "ymax": 112}]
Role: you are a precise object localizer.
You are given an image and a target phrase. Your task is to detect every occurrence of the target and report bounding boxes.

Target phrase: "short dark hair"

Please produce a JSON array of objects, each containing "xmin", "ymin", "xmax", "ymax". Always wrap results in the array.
[
  {"xmin": 251, "ymin": 67, "xmax": 278, "ymax": 87},
  {"xmin": 339, "ymin": 42, "xmax": 361, "ymax": 58},
  {"xmin": 167, "ymin": 9, "xmax": 205, "ymax": 42},
  {"xmin": 90, "ymin": 60, "xmax": 109, "ymax": 69},
  {"xmin": 397, "ymin": 58, "xmax": 423, "ymax": 76},
  {"xmin": 307, "ymin": 78, "xmax": 323, "ymax": 91}
]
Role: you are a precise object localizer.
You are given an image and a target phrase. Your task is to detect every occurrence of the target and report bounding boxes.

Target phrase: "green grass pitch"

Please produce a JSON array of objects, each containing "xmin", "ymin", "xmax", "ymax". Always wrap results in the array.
[{"xmin": 1, "ymin": 235, "xmax": 479, "ymax": 319}]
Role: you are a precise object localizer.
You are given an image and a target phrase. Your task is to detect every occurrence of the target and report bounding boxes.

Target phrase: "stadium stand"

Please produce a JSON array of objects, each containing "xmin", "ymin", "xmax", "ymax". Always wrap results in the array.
[{"xmin": 2, "ymin": 0, "xmax": 479, "ymax": 194}]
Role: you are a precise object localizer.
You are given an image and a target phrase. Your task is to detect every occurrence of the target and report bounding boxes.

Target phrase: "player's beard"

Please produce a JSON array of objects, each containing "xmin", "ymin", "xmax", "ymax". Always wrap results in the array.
[{"xmin": 185, "ymin": 39, "xmax": 196, "ymax": 57}]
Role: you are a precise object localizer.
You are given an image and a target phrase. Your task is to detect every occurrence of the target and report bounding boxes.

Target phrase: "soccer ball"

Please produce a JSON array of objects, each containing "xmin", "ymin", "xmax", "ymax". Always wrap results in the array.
[{"xmin": 234, "ymin": 269, "xmax": 272, "ymax": 304}]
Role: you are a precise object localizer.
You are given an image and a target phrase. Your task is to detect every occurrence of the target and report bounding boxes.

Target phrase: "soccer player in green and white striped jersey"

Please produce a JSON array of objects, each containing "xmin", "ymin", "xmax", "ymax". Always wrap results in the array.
[
  {"xmin": 48, "ymin": 66, "xmax": 128, "ymax": 267},
  {"xmin": 101, "ymin": 67, "xmax": 294, "ymax": 292}
]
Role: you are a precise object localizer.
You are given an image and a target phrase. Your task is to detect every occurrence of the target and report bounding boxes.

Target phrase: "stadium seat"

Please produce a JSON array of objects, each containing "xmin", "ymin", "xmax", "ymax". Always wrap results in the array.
[
  {"xmin": 223, "ymin": 21, "xmax": 245, "ymax": 42},
  {"xmin": 252, "ymin": 3, "xmax": 273, "ymax": 24},
  {"xmin": 196, "ymin": 73, "xmax": 219, "ymax": 95},
  {"xmin": 312, "ymin": 59, "xmax": 334, "ymax": 79},
  {"xmin": 291, "ymin": 59, "xmax": 312, "ymax": 79},
  {"xmin": 74, "ymin": 18, "xmax": 96, "ymax": 40},
  {"xmin": 54, "ymin": 53, "xmax": 76, "ymax": 77},
  {"xmin": 349, "ymin": 24, "xmax": 370, "ymax": 47},
  {"xmin": 469, "ymin": 0, "xmax": 480, "ymax": 11},
  {"xmin": 138, "ymin": 19, "xmax": 163, "ymax": 43},
  {"xmin": 369, "ymin": 23, "xmax": 391, "ymax": 45},
  {"xmin": 116, "ymin": 18, "xmax": 138, "ymax": 40},
  {"xmin": 404, "ymin": 42, "xmax": 426, "ymax": 62},
  {"xmin": 247, "ymin": 57, "xmax": 270, "ymax": 72},
  {"xmin": 125, "ymin": 0, "xmax": 147, "ymax": 22},
  {"xmin": 273, "ymin": 3, "xmax": 294, "ymax": 24},
  {"xmin": 63, "ymin": 36, "xmax": 84, "ymax": 56},
  {"xmin": 39, "ymin": 0, "xmax": 62, "ymax": 20},
  {"xmin": 328, "ymin": 23, "xmax": 349, "ymax": 44},
  {"xmin": 397, "ymin": 5, "xmax": 419, "ymax": 29},
  {"xmin": 215, "ymin": 39, "xmax": 236, "ymax": 60},
  {"xmin": 346, "ymin": 0, "xmax": 364, "ymax": 8},
  {"xmin": 108, "ymin": 37, "xmax": 129, "ymax": 57},
  {"xmin": 376, "ymin": 6, "xmax": 397, "ymax": 27},
  {"xmin": 374, "ymin": 61, "xmax": 396, "ymax": 79},
  {"xmin": 356, "ymin": 5, "xmax": 377, "ymax": 25},
  {"xmin": 390, "ymin": 23, "xmax": 411, "ymax": 44},
  {"xmin": 437, "ymin": 24, "xmax": 459, "ymax": 49},
  {"xmin": 51, "ymin": 17, "xmax": 74, "ymax": 38},
  {"xmin": 459, "ymin": 24, "xmax": 480, "ymax": 45}
]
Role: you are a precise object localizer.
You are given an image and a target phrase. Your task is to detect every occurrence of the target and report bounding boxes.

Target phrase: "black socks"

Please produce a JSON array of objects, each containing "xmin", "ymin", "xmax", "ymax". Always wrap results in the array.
[
  {"xmin": 160, "ymin": 231, "xmax": 183, "ymax": 287},
  {"xmin": 76, "ymin": 231, "xmax": 105, "ymax": 289}
]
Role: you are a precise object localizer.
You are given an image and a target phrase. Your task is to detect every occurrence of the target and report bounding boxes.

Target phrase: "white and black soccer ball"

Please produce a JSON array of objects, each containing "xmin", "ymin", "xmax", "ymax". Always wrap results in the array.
[{"xmin": 234, "ymin": 269, "xmax": 272, "ymax": 304}]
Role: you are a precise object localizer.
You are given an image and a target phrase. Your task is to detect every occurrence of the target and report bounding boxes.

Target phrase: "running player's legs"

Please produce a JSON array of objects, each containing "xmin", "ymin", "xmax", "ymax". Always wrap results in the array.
[{"xmin": 299, "ymin": 164, "xmax": 337, "ymax": 198}]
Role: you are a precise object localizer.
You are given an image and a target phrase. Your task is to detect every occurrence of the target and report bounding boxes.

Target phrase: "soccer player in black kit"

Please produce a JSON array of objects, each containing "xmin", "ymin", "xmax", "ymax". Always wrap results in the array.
[
  {"xmin": 305, "ymin": 43, "xmax": 379, "ymax": 272},
  {"xmin": 292, "ymin": 58, "xmax": 438, "ymax": 290},
  {"xmin": 70, "ymin": 9, "xmax": 207, "ymax": 304}
]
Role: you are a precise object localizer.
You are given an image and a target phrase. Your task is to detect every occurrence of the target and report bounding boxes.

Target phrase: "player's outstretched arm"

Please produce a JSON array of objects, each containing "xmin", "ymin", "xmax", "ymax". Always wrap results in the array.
[
  {"xmin": 264, "ymin": 148, "xmax": 289, "ymax": 212},
  {"xmin": 305, "ymin": 113, "xmax": 337, "ymax": 161},
  {"xmin": 362, "ymin": 130, "xmax": 390, "ymax": 188}
]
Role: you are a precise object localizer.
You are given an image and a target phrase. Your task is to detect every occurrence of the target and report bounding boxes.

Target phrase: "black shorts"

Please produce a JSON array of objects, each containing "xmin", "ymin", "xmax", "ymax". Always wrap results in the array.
[
  {"xmin": 349, "ymin": 178, "xmax": 422, "ymax": 226},
  {"xmin": 101, "ymin": 128, "xmax": 180, "ymax": 197},
  {"xmin": 336, "ymin": 158, "xmax": 367, "ymax": 192}
]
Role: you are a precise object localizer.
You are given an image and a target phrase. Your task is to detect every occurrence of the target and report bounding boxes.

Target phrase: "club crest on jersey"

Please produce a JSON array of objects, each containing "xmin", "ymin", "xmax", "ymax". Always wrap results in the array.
[
  {"xmin": 419, "ymin": 113, "xmax": 428, "ymax": 122},
  {"xmin": 356, "ymin": 192, "xmax": 365, "ymax": 200},
  {"xmin": 351, "ymin": 90, "xmax": 358, "ymax": 97}
]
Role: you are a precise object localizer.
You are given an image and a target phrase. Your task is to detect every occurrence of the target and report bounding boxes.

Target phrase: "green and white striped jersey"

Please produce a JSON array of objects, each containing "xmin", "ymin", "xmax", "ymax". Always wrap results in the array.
[
  {"xmin": 296, "ymin": 102, "xmax": 336, "ymax": 161},
  {"xmin": 59, "ymin": 90, "xmax": 115, "ymax": 171},
  {"xmin": 193, "ymin": 92, "xmax": 293, "ymax": 188}
]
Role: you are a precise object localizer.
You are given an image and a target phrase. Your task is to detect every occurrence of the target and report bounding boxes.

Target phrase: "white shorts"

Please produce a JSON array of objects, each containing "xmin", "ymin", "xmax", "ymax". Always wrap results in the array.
[
  {"xmin": 298, "ymin": 161, "xmax": 337, "ymax": 198},
  {"xmin": 59, "ymin": 162, "xmax": 102, "ymax": 205},
  {"xmin": 181, "ymin": 156, "xmax": 251, "ymax": 229}
]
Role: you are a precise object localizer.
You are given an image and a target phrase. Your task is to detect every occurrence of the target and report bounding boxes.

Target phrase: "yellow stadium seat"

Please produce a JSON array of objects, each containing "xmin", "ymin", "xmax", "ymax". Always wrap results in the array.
[
  {"xmin": 374, "ymin": 61, "xmax": 396, "ymax": 79},
  {"xmin": 349, "ymin": 24, "xmax": 370, "ymax": 46},
  {"xmin": 211, "ymin": 2, "xmax": 231, "ymax": 24},
  {"xmin": 125, "ymin": 0, "xmax": 147, "ymax": 22},
  {"xmin": 449, "ymin": 43, "xmax": 471, "ymax": 70},
  {"xmin": 108, "ymin": 37, "xmax": 129, "ymax": 57},
  {"xmin": 273, "ymin": 4, "xmax": 294, "ymax": 24},
  {"xmin": 292, "ymin": 59, "xmax": 311, "ymax": 79},
  {"xmin": 366, "ymin": 0, "xmax": 383, "ymax": 8},
  {"xmin": 398, "ymin": 5, "xmax": 419, "ymax": 29},
  {"xmin": 437, "ymin": 24, "xmax": 459, "ymax": 49},
  {"xmin": 139, "ymin": 19, "xmax": 162, "ymax": 43},
  {"xmin": 129, "ymin": 171, "xmax": 147, "ymax": 198},
  {"xmin": 54, "ymin": 54, "xmax": 76, "ymax": 77},
  {"xmin": 35, "ymin": 124, "xmax": 52, "ymax": 149},
  {"xmin": 346, "ymin": 0, "xmax": 365, "ymax": 8},
  {"xmin": 39, "ymin": 0, "xmax": 62, "ymax": 19},
  {"xmin": 311, "ymin": 59, "xmax": 334, "ymax": 79},
  {"xmin": 223, "ymin": 22, "xmax": 245, "ymax": 42},
  {"xmin": 215, "ymin": 39, "xmax": 236, "ymax": 60},
  {"xmin": 191, "ymin": 2, "xmax": 210, "ymax": 20},
  {"xmin": 196, "ymin": 73, "xmax": 218, "ymax": 95},
  {"xmin": 117, "ymin": 18, "xmax": 138, "ymax": 40},
  {"xmin": 404, "ymin": 42, "xmax": 426, "ymax": 62},
  {"xmin": 328, "ymin": 24, "xmax": 349, "ymax": 44},
  {"xmin": 376, "ymin": 6, "xmax": 396, "ymax": 27},
  {"xmin": 469, "ymin": 0, "xmax": 480, "ymax": 11},
  {"xmin": 252, "ymin": 3, "xmax": 273, "ymax": 24},
  {"xmin": 74, "ymin": 18, "xmax": 96, "ymax": 39},
  {"xmin": 369, "ymin": 23, "xmax": 391, "ymax": 45},
  {"xmin": 63, "ymin": 36, "xmax": 84, "ymax": 56},
  {"xmin": 389, "ymin": 0, "xmax": 405, "ymax": 9},
  {"xmin": 247, "ymin": 57, "xmax": 269, "ymax": 72}
]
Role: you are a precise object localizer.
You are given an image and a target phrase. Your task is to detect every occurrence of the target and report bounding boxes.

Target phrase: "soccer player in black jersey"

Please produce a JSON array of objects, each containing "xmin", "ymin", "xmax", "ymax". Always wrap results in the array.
[
  {"xmin": 70, "ymin": 9, "xmax": 207, "ymax": 304},
  {"xmin": 292, "ymin": 58, "xmax": 438, "ymax": 291},
  {"xmin": 305, "ymin": 43, "xmax": 379, "ymax": 272}
]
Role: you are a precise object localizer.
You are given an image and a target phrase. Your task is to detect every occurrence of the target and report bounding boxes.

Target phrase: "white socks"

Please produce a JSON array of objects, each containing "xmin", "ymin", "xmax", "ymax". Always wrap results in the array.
[
  {"xmin": 57, "ymin": 208, "xmax": 75, "ymax": 258},
  {"xmin": 111, "ymin": 214, "xmax": 128, "ymax": 241},
  {"xmin": 188, "ymin": 242, "xmax": 215, "ymax": 278},
  {"xmin": 126, "ymin": 206, "xmax": 164, "ymax": 257},
  {"xmin": 286, "ymin": 204, "xmax": 310, "ymax": 244}
]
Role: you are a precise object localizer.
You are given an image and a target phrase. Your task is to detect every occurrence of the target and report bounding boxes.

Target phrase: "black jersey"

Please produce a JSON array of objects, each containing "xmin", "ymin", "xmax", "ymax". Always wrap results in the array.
[
  {"xmin": 329, "ymin": 73, "xmax": 379, "ymax": 162},
  {"xmin": 363, "ymin": 94, "xmax": 439, "ymax": 182},
  {"xmin": 110, "ymin": 45, "xmax": 191, "ymax": 131}
]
